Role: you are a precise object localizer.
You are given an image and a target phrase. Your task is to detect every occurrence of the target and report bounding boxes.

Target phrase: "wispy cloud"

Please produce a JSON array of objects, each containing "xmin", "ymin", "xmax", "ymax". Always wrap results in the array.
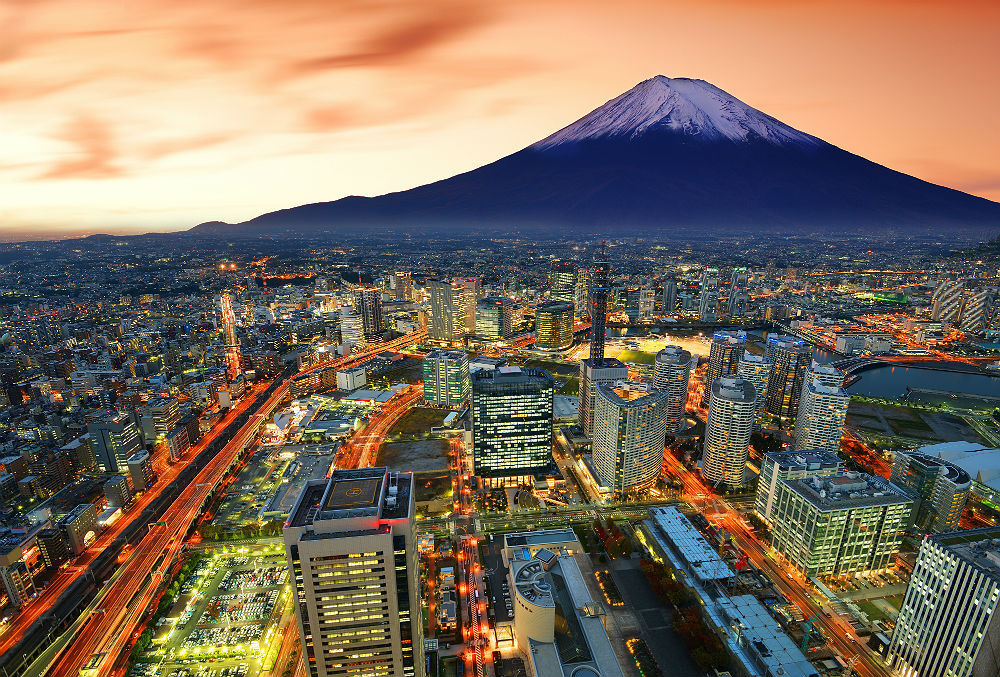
[{"xmin": 36, "ymin": 114, "xmax": 122, "ymax": 180}]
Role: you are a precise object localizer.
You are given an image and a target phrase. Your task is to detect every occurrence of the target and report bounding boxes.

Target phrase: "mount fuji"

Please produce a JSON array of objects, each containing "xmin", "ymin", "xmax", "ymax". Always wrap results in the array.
[{"xmin": 191, "ymin": 76, "xmax": 1000, "ymax": 236}]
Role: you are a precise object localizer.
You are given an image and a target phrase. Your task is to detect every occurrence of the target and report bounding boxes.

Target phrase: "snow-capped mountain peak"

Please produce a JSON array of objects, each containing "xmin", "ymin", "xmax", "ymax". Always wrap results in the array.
[{"xmin": 532, "ymin": 75, "xmax": 822, "ymax": 149}]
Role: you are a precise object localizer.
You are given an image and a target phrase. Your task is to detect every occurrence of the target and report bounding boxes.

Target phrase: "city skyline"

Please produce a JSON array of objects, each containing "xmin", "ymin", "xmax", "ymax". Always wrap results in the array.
[{"xmin": 2, "ymin": 0, "xmax": 999, "ymax": 238}]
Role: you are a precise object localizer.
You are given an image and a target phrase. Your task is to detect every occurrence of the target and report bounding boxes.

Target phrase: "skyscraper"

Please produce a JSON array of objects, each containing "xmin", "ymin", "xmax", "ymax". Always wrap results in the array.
[
  {"xmin": 87, "ymin": 413, "xmax": 143, "ymax": 473},
  {"xmin": 534, "ymin": 300, "xmax": 574, "ymax": 351},
  {"xmin": 549, "ymin": 260, "xmax": 576, "ymax": 303},
  {"xmin": 427, "ymin": 279, "xmax": 463, "ymax": 342},
  {"xmin": 662, "ymin": 275, "xmax": 678, "ymax": 314},
  {"xmin": 700, "ymin": 330, "xmax": 746, "ymax": 408},
  {"xmin": 353, "ymin": 285, "xmax": 383, "ymax": 341},
  {"xmin": 588, "ymin": 250, "xmax": 610, "ymax": 362},
  {"xmin": 726, "ymin": 267, "xmax": 750, "ymax": 319},
  {"xmin": 736, "ymin": 352, "xmax": 771, "ymax": 425},
  {"xmin": 475, "ymin": 296, "xmax": 513, "ymax": 339},
  {"xmin": 792, "ymin": 378, "xmax": 849, "ymax": 454},
  {"xmin": 471, "ymin": 367, "xmax": 554, "ymax": 486},
  {"xmin": 593, "ymin": 381, "xmax": 669, "ymax": 498},
  {"xmin": 888, "ymin": 527, "xmax": 1000, "ymax": 677},
  {"xmin": 890, "ymin": 450, "xmax": 971, "ymax": 533},
  {"xmin": 639, "ymin": 287, "xmax": 655, "ymax": 320},
  {"xmin": 930, "ymin": 278, "xmax": 966, "ymax": 322},
  {"xmin": 578, "ymin": 359, "xmax": 629, "ymax": 438},
  {"xmin": 961, "ymin": 287, "xmax": 995, "ymax": 333},
  {"xmin": 764, "ymin": 335, "xmax": 812, "ymax": 419},
  {"xmin": 422, "ymin": 350, "xmax": 470, "ymax": 407},
  {"xmin": 806, "ymin": 360, "xmax": 844, "ymax": 388},
  {"xmin": 574, "ymin": 268, "xmax": 590, "ymax": 318},
  {"xmin": 702, "ymin": 376, "xmax": 757, "ymax": 487},
  {"xmin": 698, "ymin": 267, "xmax": 719, "ymax": 321},
  {"xmin": 453, "ymin": 277, "xmax": 481, "ymax": 335},
  {"xmin": 284, "ymin": 468, "xmax": 424, "ymax": 677},
  {"xmin": 652, "ymin": 346, "xmax": 694, "ymax": 434}
]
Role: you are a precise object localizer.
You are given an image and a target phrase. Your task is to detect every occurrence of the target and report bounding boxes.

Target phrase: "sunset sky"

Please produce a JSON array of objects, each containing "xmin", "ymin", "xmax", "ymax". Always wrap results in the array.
[{"xmin": 1, "ymin": 0, "xmax": 998, "ymax": 238}]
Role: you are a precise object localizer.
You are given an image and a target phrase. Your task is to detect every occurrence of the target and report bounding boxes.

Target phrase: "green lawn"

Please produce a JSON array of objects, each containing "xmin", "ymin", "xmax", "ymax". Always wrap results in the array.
[
  {"xmin": 559, "ymin": 376, "xmax": 580, "ymax": 395},
  {"xmin": 616, "ymin": 350, "xmax": 656, "ymax": 365}
]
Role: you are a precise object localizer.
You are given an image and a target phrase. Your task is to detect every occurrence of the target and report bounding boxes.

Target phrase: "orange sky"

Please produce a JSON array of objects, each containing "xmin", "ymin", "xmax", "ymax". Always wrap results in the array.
[{"xmin": 1, "ymin": 0, "xmax": 998, "ymax": 237}]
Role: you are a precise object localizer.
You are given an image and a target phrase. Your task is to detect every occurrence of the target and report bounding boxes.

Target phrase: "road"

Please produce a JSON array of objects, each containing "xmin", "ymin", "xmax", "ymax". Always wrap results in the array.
[
  {"xmin": 0, "ymin": 382, "xmax": 265, "ymax": 659},
  {"xmin": 35, "ymin": 329, "xmax": 428, "ymax": 676},
  {"xmin": 337, "ymin": 384, "xmax": 423, "ymax": 470},
  {"xmin": 661, "ymin": 453, "xmax": 890, "ymax": 677}
]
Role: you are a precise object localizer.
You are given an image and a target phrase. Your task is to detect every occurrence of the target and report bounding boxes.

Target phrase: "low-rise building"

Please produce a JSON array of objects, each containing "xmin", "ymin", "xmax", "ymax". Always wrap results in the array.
[{"xmin": 755, "ymin": 450, "xmax": 843, "ymax": 525}]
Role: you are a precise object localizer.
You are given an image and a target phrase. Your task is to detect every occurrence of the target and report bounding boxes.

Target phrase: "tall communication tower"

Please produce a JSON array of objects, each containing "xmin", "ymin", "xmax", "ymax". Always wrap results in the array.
[{"xmin": 221, "ymin": 290, "xmax": 242, "ymax": 380}]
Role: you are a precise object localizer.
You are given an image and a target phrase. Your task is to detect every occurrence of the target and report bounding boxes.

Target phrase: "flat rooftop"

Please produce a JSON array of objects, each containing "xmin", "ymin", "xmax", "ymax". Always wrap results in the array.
[
  {"xmin": 934, "ymin": 527, "xmax": 1000, "ymax": 579},
  {"xmin": 646, "ymin": 506, "xmax": 734, "ymax": 583},
  {"xmin": 784, "ymin": 473, "xmax": 912, "ymax": 510},
  {"xmin": 287, "ymin": 467, "xmax": 413, "ymax": 527},
  {"xmin": 765, "ymin": 450, "xmax": 843, "ymax": 471},
  {"xmin": 719, "ymin": 595, "xmax": 818, "ymax": 677}
]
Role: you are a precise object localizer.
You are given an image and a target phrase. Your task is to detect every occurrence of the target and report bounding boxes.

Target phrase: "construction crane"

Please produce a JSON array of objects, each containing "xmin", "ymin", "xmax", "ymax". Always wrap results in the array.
[
  {"xmin": 800, "ymin": 613, "xmax": 820, "ymax": 652},
  {"xmin": 220, "ymin": 290, "xmax": 241, "ymax": 381}
]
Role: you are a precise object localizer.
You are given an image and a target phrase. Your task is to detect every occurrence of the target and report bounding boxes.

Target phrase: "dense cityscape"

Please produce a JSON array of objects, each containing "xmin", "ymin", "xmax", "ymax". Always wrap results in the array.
[{"xmin": 0, "ymin": 231, "xmax": 999, "ymax": 677}]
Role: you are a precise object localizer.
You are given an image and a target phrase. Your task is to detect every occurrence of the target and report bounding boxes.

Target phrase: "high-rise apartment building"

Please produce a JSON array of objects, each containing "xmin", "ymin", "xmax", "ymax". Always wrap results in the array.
[
  {"xmin": 639, "ymin": 287, "xmax": 655, "ymax": 319},
  {"xmin": 453, "ymin": 278, "xmax": 481, "ymax": 335},
  {"xmin": 353, "ymin": 285, "xmax": 384, "ymax": 341},
  {"xmin": 87, "ymin": 413, "xmax": 143, "ymax": 473},
  {"xmin": 888, "ymin": 527, "xmax": 1000, "ymax": 677},
  {"xmin": 700, "ymin": 330, "xmax": 746, "ymax": 408},
  {"xmin": 770, "ymin": 473, "xmax": 912, "ymax": 576},
  {"xmin": 534, "ymin": 300, "xmax": 574, "ymax": 352},
  {"xmin": 754, "ymin": 450, "xmax": 842, "ymax": 525},
  {"xmin": 726, "ymin": 268, "xmax": 750, "ymax": 319},
  {"xmin": 662, "ymin": 275, "xmax": 678, "ymax": 314},
  {"xmin": 593, "ymin": 381, "xmax": 669, "ymax": 497},
  {"xmin": 578, "ymin": 358, "xmax": 628, "ymax": 438},
  {"xmin": 807, "ymin": 360, "xmax": 844, "ymax": 389},
  {"xmin": 736, "ymin": 352, "xmax": 771, "ymax": 425},
  {"xmin": 961, "ymin": 287, "xmax": 995, "ymax": 333},
  {"xmin": 475, "ymin": 296, "xmax": 513, "ymax": 339},
  {"xmin": 421, "ymin": 350, "xmax": 470, "ymax": 407},
  {"xmin": 471, "ymin": 367, "xmax": 553, "ymax": 485},
  {"xmin": 427, "ymin": 279, "xmax": 463, "ymax": 342},
  {"xmin": 792, "ymin": 378, "xmax": 849, "ymax": 454},
  {"xmin": 890, "ymin": 450, "xmax": 971, "ymax": 533},
  {"xmin": 764, "ymin": 335, "xmax": 812, "ymax": 419},
  {"xmin": 652, "ymin": 346, "xmax": 694, "ymax": 434},
  {"xmin": 549, "ymin": 260, "xmax": 576, "ymax": 303},
  {"xmin": 931, "ymin": 278, "xmax": 966, "ymax": 323},
  {"xmin": 702, "ymin": 376, "xmax": 757, "ymax": 487},
  {"xmin": 698, "ymin": 267, "xmax": 720, "ymax": 321},
  {"xmin": 284, "ymin": 468, "xmax": 424, "ymax": 677}
]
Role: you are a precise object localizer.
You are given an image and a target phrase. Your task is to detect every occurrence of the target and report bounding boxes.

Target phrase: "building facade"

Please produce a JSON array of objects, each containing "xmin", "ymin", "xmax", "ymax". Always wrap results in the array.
[
  {"xmin": 549, "ymin": 260, "xmax": 576, "ymax": 303},
  {"xmin": 700, "ymin": 331, "xmax": 746, "ymax": 408},
  {"xmin": 890, "ymin": 450, "xmax": 971, "ymax": 533},
  {"xmin": 764, "ymin": 335, "xmax": 812, "ymax": 419},
  {"xmin": 578, "ymin": 358, "xmax": 628, "ymax": 438},
  {"xmin": 770, "ymin": 474, "xmax": 913, "ymax": 576},
  {"xmin": 534, "ymin": 300, "xmax": 574, "ymax": 352},
  {"xmin": 736, "ymin": 352, "xmax": 771, "ymax": 426},
  {"xmin": 754, "ymin": 450, "xmax": 843, "ymax": 525},
  {"xmin": 702, "ymin": 376, "xmax": 757, "ymax": 488},
  {"xmin": 475, "ymin": 296, "xmax": 513, "ymax": 339},
  {"xmin": 888, "ymin": 527, "xmax": 1000, "ymax": 677},
  {"xmin": 421, "ymin": 350, "xmax": 470, "ymax": 408},
  {"xmin": 792, "ymin": 378, "xmax": 849, "ymax": 454},
  {"xmin": 426, "ymin": 279, "xmax": 463, "ymax": 342},
  {"xmin": 284, "ymin": 468, "xmax": 424, "ymax": 677},
  {"xmin": 652, "ymin": 346, "xmax": 694, "ymax": 434},
  {"xmin": 593, "ymin": 381, "xmax": 669, "ymax": 497},
  {"xmin": 471, "ymin": 367, "xmax": 553, "ymax": 485},
  {"xmin": 87, "ymin": 413, "xmax": 143, "ymax": 473},
  {"xmin": 352, "ymin": 286, "xmax": 384, "ymax": 341}
]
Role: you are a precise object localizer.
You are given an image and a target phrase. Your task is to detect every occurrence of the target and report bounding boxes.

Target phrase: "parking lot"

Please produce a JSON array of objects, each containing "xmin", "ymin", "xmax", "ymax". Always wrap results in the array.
[{"xmin": 131, "ymin": 550, "xmax": 289, "ymax": 677}]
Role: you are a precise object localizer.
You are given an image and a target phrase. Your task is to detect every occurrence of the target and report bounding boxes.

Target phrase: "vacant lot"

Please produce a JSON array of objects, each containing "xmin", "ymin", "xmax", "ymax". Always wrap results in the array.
[
  {"xmin": 378, "ymin": 439, "xmax": 450, "ymax": 472},
  {"xmin": 388, "ymin": 407, "xmax": 446, "ymax": 436}
]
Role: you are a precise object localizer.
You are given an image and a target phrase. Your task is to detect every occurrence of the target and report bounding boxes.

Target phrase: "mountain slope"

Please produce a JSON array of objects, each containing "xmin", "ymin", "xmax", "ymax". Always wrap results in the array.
[{"xmin": 192, "ymin": 76, "xmax": 1000, "ymax": 236}]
